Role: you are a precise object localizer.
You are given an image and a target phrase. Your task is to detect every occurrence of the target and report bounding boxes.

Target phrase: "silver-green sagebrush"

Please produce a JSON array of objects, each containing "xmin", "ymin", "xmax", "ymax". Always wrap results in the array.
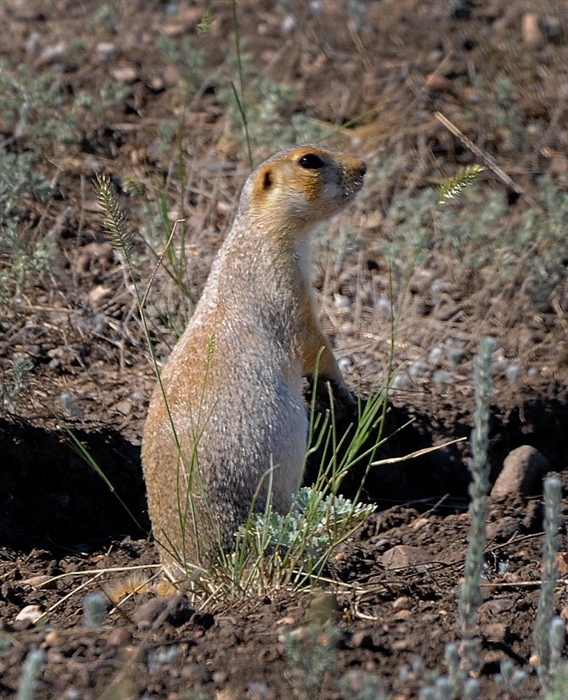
[{"xmin": 458, "ymin": 335, "xmax": 497, "ymax": 637}]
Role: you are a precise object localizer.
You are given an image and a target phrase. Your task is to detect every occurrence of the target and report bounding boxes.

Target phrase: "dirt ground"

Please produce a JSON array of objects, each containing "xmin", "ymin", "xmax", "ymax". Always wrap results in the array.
[{"xmin": 1, "ymin": 1, "xmax": 568, "ymax": 698}]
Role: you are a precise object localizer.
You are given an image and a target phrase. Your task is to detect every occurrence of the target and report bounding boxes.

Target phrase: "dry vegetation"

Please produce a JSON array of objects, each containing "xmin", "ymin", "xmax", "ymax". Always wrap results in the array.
[{"xmin": 1, "ymin": 1, "xmax": 568, "ymax": 698}]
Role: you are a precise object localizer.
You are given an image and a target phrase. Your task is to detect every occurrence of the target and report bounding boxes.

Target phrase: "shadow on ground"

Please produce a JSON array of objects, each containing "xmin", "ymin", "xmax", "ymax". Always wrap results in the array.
[
  {"xmin": 2, "ymin": 382, "xmax": 568, "ymax": 553},
  {"xmin": 0, "ymin": 417, "xmax": 149, "ymax": 553}
]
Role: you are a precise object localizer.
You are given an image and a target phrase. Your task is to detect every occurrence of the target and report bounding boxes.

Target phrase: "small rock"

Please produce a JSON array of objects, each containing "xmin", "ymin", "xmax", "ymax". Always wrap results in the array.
[
  {"xmin": 307, "ymin": 593, "xmax": 339, "ymax": 625},
  {"xmin": 481, "ymin": 623, "xmax": 510, "ymax": 644},
  {"xmin": 411, "ymin": 517, "xmax": 430, "ymax": 531},
  {"xmin": 247, "ymin": 681, "xmax": 275, "ymax": 699},
  {"xmin": 114, "ymin": 399, "xmax": 132, "ymax": 416},
  {"xmin": 22, "ymin": 575, "xmax": 53, "ymax": 589},
  {"xmin": 281, "ymin": 15, "xmax": 296, "ymax": 33},
  {"xmin": 24, "ymin": 32, "xmax": 42, "ymax": 58},
  {"xmin": 391, "ymin": 637, "xmax": 415, "ymax": 651},
  {"xmin": 110, "ymin": 65, "xmax": 138, "ymax": 84},
  {"xmin": 37, "ymin": 41, "xmax": 66, "ymax": 66},
  {"xmin": 522, "ymin": 13, "xmax": 544, "ymax": 47},
  {"xmin": 487, "ymin": 516, "xmax": 521, "ymax": 542},
  {"xmin": 212, "ymin": 670, "xmax": 228, "ymax": 684},
  {"xmin": 76, "ymin": 253, "xmax": 91, "ymax": 273},
  {"xmin": 333, "ymin": 293, "xmax": 351, "ymax": 309},
  {"xmin": 15, "ymin": 604, "xmax": 44, "ymax": 628},
  {"xmin": 89, "ymin": 286, "xmax": 113, "ymax": 305},
  {"xmin": 106, "ymin": 627, "xmax": 133, "ymax": 647},
  {"xmin": 392, "ymin": 596, "xmax": 410, "ymax": 611},
  {"xmin": 550, "ymin": 154, "xmax": 568, "ymax": 176},
  {"xmin": 46, "ymin": 649, "xmax": 65, "ymax": 664},
  {"xmin": 491, "ymin": 445, "xmax": 550, "ymax": 501},
  {"xmin": 83, "ymin": 241, "xmax": 113, "ymax": 261},
  {"xmin": 162, "ymin": 64, "xmax": 180, "ymax": 88},
  {"xmin": 132, "ymin": 595, "xmax": 194, "ymax": 630},
  {"xmin": 181, "ymin": 664, "xmax": 211, "ymax": 683},
  {"xmin": 382, "ymin": 545, "xmax": 433, "ymax": 570},
  {"xmin": 478, "ymin": 598, "xmax": 515, "ymax": 621},
  {"xmin": 44, "ymin": 630, "xmax": 60, "ymax": 646},
  {"xmin": 161, "ymin": 7, "xmax": 203, "ymax": 36},
  {"xmin": 95, "ymin": 42, "xmax": 116, "ymax": 59},
  {"xmin": 394, "ymin": 609, "xmax": 412, "ymax": 621}
]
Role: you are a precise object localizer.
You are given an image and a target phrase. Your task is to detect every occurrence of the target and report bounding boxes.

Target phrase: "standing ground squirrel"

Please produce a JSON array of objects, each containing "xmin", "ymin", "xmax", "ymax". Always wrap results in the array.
[{"xmin": 142, "ymin": 145, "xmax": 366, "ymax": 576}]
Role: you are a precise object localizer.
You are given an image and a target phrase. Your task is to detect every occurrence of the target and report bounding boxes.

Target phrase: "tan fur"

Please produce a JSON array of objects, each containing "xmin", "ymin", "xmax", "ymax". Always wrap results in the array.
[{"xmin": 141, "ymin": 145, "xmax": 366, "ymax": 577}]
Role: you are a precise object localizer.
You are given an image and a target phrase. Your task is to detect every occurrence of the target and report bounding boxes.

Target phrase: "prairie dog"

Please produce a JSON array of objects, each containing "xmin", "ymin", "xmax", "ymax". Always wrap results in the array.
[{"xmin": 142, "ymin": 145, "xmax": 366, "ymax": 576}]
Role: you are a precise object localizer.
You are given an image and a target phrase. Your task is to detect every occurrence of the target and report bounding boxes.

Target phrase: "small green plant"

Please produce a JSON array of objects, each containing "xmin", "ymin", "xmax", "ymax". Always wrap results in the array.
[
  {"xmin": 0, "ymin": 147, "xmax": 52, "ymax": 306},
  {"xmin": 242, "ymin": 487, "xmax": 374, "ymax": 559},
  {"xmin": 458, "ymin": 336, "xmax": 497, "ymax": 642},
  {"xmin": 534, "ymin": 475, "xmax": 563, "ymax": 686},
  {"xmin": 339, "ymin": 670, "xmax": 387, "ymax": 700},
  {"xmin": 283, "ymin": 623, "xmax": 342, "ymax": 699},
  {"xmin": 0, "ymin": 60, "xmax": 131, "ymax": 155},
  {"xmin": 82, "ymin": 592, "xmax": 107, "ymax": 628},
  {"xmin": 1, "ymin": 356, "xmax": 34, "ymax": 412},
  {"xmin": 16, "ymin": 649, "xmax": 44, "ymax": 700}
]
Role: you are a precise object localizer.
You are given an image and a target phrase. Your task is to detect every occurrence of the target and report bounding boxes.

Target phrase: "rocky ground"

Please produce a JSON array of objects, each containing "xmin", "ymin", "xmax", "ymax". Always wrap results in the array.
[{"xmin": 1, "ymin": 1, "xmax": 568, "ymax": 698}]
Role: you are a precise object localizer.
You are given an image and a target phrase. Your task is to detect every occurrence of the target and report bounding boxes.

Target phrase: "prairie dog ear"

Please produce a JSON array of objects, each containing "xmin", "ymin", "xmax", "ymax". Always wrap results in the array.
[{"xmin": 260, "ymin": 165, "xmax": 273, "ymax": 191}]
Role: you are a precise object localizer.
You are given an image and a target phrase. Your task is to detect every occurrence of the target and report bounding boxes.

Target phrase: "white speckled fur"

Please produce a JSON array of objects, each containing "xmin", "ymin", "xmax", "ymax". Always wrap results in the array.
[{"xmin": 142, "ymin": 145, "xmax": 366, "ymax": 575}]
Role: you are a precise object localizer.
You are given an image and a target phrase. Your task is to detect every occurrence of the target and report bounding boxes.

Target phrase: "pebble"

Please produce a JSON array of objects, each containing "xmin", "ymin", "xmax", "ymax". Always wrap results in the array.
[
  {"xmin": 490, "ymin": 445, "xmax": 550, "ymax": 500},
  {"xmin": 382, "ymin": 545, "xmax": 433, "ymax": 571},
  {"xmin": 411, "ymin": 517, "xmax": 429, "ymax": 531},
  {"xmin": 44, "ymin": 630, "xmax": 60, "ymax": 646},
  {"xmin": 394, "ymin": 609, "xmax": 412, "ymax": 621},
  {"xmin": 481, "ymin": 623, "xmax": 510, "ymax": 644},
  {"xmin": 306, "ymin": 593, "xmax": 339, "ymax": 625},
  {"xmin": 162, "ymin": 64, "xmax": 180, "ymax": 88},
  {"xmin": 15, "ymin": 604, "xmax": 44, "ymax": 627},
  {"xmin": 110, "ymin": 65, "xmax": 138, "ymax": 84},
  {"xmin": 487, "ymin": 516, "xmax": 521, "ymax": 542},
  {"xmin": 181, "ymin": 664, "xmax": 211, "ymax": 683},
  {"xmin": 478, "ymin": 598, "xmax": 515, "ymax": 620},
  {"xmin": 132, "ymin": 595, "xmax": 194, "ymax": 630},
  {"xmin": 95, "ymin": 42, "xmax": 116, "ymax": 59},
  {"xmin": 106, "ymin": 627, "xmax": 133, "ymax": 647},
  {"xmin": 212, "ymin": 670, "xmax": 228, "ymax": 684},
  {"xmin": 22, "ymin": 575, "xmax": 53, "ymax": 589},
  {"xmin": 89, "ymin": 286, "xmax": 113, "ymax": 305},
  {"xmin": 522, "ymin": 13, "xmax": 544, "ymax": 47},
  {"xmin": 161, "ymin": 7, "xmax": 203, "ymax": 36}
]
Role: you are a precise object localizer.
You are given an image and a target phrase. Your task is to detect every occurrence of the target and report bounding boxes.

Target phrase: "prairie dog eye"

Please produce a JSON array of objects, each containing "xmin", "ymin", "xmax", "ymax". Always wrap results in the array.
[{"xmin": 298, "ymin": 153, "xmax": 325, "ymax": 169}]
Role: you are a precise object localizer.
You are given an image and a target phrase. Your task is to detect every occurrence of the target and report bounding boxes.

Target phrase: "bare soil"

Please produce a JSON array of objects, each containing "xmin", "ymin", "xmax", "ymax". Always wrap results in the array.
[{"xmin": 1, "ymin": 1, "xmax": 568, "ymax": 698}]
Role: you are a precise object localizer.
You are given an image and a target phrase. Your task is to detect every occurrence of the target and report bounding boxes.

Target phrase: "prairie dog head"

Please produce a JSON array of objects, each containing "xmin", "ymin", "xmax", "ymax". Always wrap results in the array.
[{"xmin": 242, "ymin": 145, "xmax": 366, "ymax": 235}]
